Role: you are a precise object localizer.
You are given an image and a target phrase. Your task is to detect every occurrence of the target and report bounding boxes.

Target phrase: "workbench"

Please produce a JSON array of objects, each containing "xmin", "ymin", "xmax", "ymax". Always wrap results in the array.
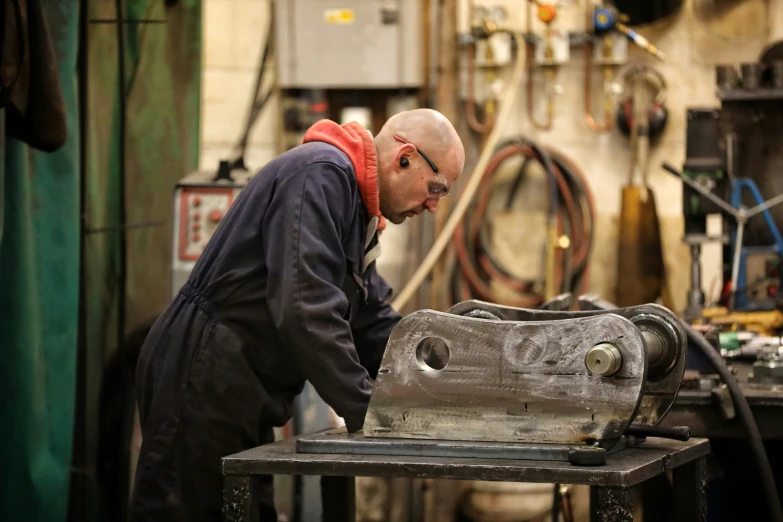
[
  {"xmin": 662, "ymin": 361, "xmax": 783, "ymax": 438},
  {"xmin": 221, "ymin": 435, "xmax": 710, "ymax": 522},
  {"xmin": 657, "ymin": 361, "xmax": 783, "ymax": 520}
]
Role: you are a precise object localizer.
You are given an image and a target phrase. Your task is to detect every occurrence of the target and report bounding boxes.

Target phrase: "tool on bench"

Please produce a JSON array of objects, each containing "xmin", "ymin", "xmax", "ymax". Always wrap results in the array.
[{"xmin": 297, "ymin": 298, "xmax": 689, "ymax": 466}]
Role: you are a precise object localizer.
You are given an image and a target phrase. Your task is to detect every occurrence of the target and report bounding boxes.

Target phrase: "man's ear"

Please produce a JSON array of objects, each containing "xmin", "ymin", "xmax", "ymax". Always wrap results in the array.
[{"xmin": 393, "ymin": 143, "xmax": 416, "ymax": 171}]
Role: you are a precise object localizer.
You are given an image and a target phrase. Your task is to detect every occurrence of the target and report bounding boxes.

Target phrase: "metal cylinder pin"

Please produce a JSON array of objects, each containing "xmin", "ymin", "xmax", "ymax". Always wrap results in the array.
[{"xmin": 585, "ymin": 343, "xmax": 623, "ymax": 376}]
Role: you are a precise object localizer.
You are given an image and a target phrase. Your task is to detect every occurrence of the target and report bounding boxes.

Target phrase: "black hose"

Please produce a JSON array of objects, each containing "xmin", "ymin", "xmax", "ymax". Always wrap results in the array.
[
  {"xmin": 685, "ymin": 324, "xmax": 783, "ymax": 522},
  {"xmin": 469, "ymin": 142, "xmax": 594, "ymax": 298}
]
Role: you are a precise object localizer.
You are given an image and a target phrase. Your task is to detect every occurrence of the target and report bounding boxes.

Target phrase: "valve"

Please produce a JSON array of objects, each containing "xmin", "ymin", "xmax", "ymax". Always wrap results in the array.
[{"xmin": 593, "ymin": 6, "xmax": 665, "ymax": 61}]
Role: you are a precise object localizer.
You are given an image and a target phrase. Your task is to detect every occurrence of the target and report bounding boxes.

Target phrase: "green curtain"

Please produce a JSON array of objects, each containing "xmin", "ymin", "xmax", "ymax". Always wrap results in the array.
[{"xmin": 0, "ymin": 2, "xmax": 81, "ymax": 522}]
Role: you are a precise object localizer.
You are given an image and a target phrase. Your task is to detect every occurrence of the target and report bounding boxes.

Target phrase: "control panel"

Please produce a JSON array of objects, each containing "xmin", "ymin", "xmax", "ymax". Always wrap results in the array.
[
  {"xmin": 177, "ymin": 187, "xmax": 235, "ymax": 261},
  {"xmin": 170, "ymin": 166, "xmax": 252, "ymax": 299}
]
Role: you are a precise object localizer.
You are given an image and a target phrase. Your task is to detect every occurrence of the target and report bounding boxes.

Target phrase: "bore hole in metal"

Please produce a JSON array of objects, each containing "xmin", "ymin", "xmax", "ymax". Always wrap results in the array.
[
  {"xmin": 416, "ymin": 337, "xmax": 450, "ymax": 371},
  {"xmin": 378, "ymin": 368, "xmax": 391, "ymax": 375}
]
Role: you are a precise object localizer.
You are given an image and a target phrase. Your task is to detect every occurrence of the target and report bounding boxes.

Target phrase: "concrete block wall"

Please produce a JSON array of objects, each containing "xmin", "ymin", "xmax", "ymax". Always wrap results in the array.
[
  {"xmin": 200, "ymin": 0, "xmax": 278, "ymax": 172},
  {"xmin": 200, "ymin": 0, "xmax": 780, "ymax": 312}
]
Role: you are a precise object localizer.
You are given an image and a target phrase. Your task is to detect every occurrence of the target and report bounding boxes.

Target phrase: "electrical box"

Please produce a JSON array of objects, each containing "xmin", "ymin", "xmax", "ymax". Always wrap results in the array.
[{"xmin": 274, "ymin": 0, "xmax": 424, "ymax": 88}]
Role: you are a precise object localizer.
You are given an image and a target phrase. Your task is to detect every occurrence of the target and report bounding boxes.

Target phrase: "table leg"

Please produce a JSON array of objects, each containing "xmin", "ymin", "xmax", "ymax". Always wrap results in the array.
[
  {"xmin": 223, "ymin": 475, "xmax": 253, "ymax": 522},
  {"xmin": 673, "ymin": 457, "xmax": 708, "ymax": 522},
  {"xmin": 321, "ymin": 475, "xmax": 355, "ymax": 522},
  {"xmin": 591, "ymin": 487, "xmax": 633, "ymax": 522}
]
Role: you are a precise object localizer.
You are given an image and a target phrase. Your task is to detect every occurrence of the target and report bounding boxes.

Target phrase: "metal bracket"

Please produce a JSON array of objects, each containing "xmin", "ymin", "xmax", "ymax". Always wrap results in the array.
[
  {"xmin": 361, "ymin": 301, "xmax": 685, "ymax": 451},
  {"xmin": 447, "ymin": 300, "xmax": 687, "ymax": 427}
]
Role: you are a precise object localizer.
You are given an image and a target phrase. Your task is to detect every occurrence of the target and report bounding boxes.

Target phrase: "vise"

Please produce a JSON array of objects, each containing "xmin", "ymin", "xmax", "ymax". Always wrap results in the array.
[{"xmin": 298, "ymin": 299, "xmax": 688, "ymax": 466}]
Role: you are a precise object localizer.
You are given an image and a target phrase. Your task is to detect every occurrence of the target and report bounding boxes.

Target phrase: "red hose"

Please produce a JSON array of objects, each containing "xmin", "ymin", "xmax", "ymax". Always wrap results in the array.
[{"xmin": 452, "ymin": 142, "xmax": 593, "ymax": 307}]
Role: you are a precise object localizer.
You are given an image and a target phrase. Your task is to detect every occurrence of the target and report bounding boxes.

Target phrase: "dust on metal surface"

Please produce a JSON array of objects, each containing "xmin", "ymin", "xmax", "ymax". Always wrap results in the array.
[
  {"xmin": 363, "ymin": 309, "xmax": 648, "ymax": 448},
  {"xmin": 446, "ymin": 300, "xmax": 687, "ymax": 427}
]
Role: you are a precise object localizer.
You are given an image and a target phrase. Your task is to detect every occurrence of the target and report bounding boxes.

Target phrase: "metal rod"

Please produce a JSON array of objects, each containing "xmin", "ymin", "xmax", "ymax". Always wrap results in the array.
[
  {"xmin": 746, "ymin": 191, "xmax": 783, "ymax": 219},
  {"xmin": 662, "ymin": 163, "xmax": 740, "ymax": 218},
  {"xmin": 730, "ymin": 221, "xmax": 744, "ymax": 310},
  {"xmin": 727, "ymin": 132, "xmax": 737, "ymax": 182}
]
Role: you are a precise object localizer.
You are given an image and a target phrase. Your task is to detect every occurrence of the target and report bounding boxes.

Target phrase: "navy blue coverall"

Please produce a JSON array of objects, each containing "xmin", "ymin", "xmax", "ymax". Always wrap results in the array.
[{"xmin": 129, "ymin": 120, "xmax": 402, "ymax": 522}]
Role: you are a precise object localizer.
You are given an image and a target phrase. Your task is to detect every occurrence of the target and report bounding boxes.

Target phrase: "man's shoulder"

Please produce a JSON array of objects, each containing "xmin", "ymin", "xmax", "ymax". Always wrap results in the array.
[
  {"xmin": 284, "ymin": 141, "xmax": 355, "ymax": 174},
  {"xmin": 248, "ymin": 143, "xmax": 358, "ymax": 206}
]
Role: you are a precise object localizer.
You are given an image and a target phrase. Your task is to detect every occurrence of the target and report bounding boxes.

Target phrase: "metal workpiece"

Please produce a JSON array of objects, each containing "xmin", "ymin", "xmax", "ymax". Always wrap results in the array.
[
  {"xmin": 362, "ymin": 309, "xmax": 648, "ymax": 449},
  {"xmin": 446, "ymin": 300, "xmax": 687, "ymax": 427}
]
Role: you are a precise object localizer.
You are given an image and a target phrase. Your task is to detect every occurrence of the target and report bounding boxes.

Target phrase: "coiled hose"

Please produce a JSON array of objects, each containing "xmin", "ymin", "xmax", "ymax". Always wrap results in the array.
[{"xmin": 449, "ymin": 138, "xmax": 595, "ymax": 308}]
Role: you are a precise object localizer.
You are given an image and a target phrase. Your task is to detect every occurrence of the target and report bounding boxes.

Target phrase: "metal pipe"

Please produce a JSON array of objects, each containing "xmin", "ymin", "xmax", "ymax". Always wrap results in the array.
[
  {"xmin": 527, "ymin": 1, "xmax": 554, "ymax": 130},
  {"xmin": 584, "ymin": 2, "xmax": 613, "ymax": 132},
  {"xmin": 465, "ymin": 42, "xmax": 496, "ymax": 134}
]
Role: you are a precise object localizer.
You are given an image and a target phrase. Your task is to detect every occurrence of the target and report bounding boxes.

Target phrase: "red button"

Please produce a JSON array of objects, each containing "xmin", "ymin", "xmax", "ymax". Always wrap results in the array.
[
  {"xmin": 193, "ymin": 223, "xmax": 201, "ymax": 231},
  {"xmin": 193, "ymin": 197, "xmax": 201, "ymax": 207},
  {"xmin": 192, "ymin": 213, "xmax": 200, "ymax": 221},
  {"xmin": 192, "ymin": 233, "xmax": 201, "ymax": 242},
  {"xmin": 209, "ymin": 210, "xmax": 223, "ymax": 223}
]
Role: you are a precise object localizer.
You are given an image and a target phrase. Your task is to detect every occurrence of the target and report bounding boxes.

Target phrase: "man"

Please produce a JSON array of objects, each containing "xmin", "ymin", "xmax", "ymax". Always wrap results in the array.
[{"xmin": 129, "ymin": 108, "xmax": 465, "ymax": 521}]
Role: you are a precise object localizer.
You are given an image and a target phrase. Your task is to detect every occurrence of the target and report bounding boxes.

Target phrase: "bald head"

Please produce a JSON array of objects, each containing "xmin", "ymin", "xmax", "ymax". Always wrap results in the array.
[
  {"xmin": 377, "ymin": 108, "xmax": 463, "ymax": 162},
  {"xmin": 374, "ymin": 109, "xmax": 465, "ymax": 224}
]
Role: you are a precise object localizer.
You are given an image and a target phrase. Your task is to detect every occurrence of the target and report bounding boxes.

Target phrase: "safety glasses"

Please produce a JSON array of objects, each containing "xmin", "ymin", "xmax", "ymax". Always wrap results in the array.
[{"xmin": 394, "ymin": 135, "xmax": 450, "ymax": 198}]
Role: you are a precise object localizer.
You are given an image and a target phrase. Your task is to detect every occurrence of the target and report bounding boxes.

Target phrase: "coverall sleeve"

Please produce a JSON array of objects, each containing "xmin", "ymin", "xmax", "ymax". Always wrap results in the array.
[
  {"xmin": 352, "ymin": 263, "xmax": 402, "ymax": 379},
  {"xmin": 263, "ymin": 162, "xmax": 372, "ymax": 433}
]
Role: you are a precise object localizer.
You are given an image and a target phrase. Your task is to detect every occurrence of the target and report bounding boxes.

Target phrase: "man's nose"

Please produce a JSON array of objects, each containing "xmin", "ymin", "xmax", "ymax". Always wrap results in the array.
[{"xmin": 425, "ymin": 198, "xmax": 439, "ymax": 212}]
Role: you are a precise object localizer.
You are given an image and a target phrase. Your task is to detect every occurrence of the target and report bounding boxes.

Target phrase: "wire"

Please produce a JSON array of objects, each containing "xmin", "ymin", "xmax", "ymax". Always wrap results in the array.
[{"xmin": 228, "ymin": 1, "xmax": 275, "ymax": 170}]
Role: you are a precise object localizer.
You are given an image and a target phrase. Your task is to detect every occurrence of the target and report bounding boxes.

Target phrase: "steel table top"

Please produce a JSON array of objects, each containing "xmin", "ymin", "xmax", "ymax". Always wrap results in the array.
[{"xmin": 222, "ymin": 434, "xmax": 710, "ymax": 489}]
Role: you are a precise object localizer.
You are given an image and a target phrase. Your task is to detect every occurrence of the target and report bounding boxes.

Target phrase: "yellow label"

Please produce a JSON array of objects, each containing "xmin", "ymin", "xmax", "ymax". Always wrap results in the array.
[{"xmin": 324, "ymin": 9, "xmax": 355, "ymax": 24}]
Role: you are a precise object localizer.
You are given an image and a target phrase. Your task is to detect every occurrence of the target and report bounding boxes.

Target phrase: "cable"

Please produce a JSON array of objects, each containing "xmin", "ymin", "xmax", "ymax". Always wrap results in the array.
[
  {"xmin": 228, "ymin": 1, "xmax": 275, "ymax": 171},
  {"xmin": 392, "ymin": 29, "xmax": 527, "ymax": 311},
  {"xmin": 450, "ymin": 139, "xmax": 595, "ymax": 308},
  {"xmin": 685, "ymin": 324, "xmax": 783, "ymax": 522}
]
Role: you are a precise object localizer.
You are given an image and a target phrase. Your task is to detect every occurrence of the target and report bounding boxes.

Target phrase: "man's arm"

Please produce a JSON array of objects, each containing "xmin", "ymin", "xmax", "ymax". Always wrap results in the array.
[
  {"xmin": 352, "ymin": 263, "xmax": 402, "ymax": 379},
  {"xmin": 263, "ymin": 162, "xmax": 371, "ymax": 432}
]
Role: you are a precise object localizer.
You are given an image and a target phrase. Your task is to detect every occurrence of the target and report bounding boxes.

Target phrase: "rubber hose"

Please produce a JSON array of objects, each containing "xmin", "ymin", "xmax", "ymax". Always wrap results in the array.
[
  {"xmin": 454, "ymin": 148, "xmax": 540, "ymax": 304},
  {"xmin": 477, "ymin": 153, "xmax": 592, "ymax": 292},
  {"xmin": 481, "ymin": 142, "xmax": 595, "ymax": 283},
  {"xmin": 464, "ymin": 144, "xmax": 571, "ymax": 296},
  {"xmin": 452, "ymin": 144, "xmax": 551, "ymax": 307},
  {"xmin": 463, "ymin": 144, "xmax": 566, "ymax": 298},
  {"xmin": 391, "ymin": 29, "xmax": 527, "ymax": 311},
  {"xmin": 685, "ymin": 324, "xmax": 783, "ymax": 522},
  {"xmin": 463, "ymin": 171, "xmax": 566, "ymax": 302},
  {"xmin": 456, "ymin": 142, "xmax": 593, "ymax": 304}
]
